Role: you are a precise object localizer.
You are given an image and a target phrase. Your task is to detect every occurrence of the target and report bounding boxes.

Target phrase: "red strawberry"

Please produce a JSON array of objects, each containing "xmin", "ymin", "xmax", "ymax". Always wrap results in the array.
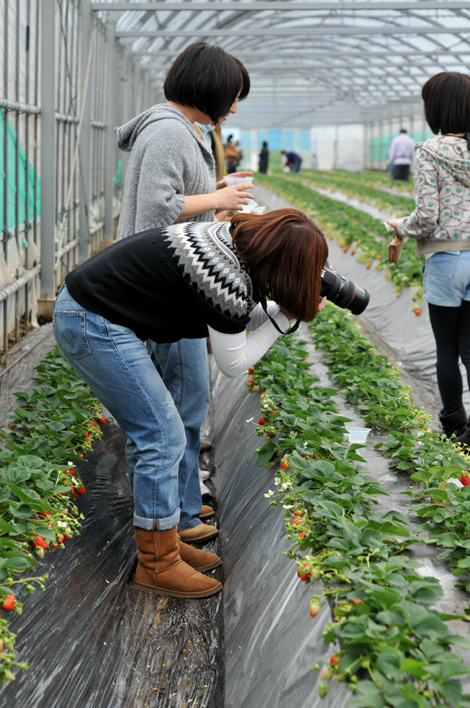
[
  {"xmin": 290, "ymin": 518, "xmax": 301, "ymax": 525},
  {"xmin": 33, "ymin": 535, "xmax": 47, "ymax": 549},
  {"xmin": 248, "ymin": 367, "xmax": 254, "ymax": 375},
  {"xmin": 247, "ymin": 377, "xmax": 253, "ymax": 386},
  {"xmin": 100, "ymin": 416, "xmax": 106, "ymax": 424},
  {"xmin": 38, "ymin": 510, "xmax": 50, "ymax": 518},
  {"xmin": 352, "ymin": 599, "xmax": 364, "ymax": 604},
  {"xmin": 298, "ymin": 531, "xmax": 307, "ymax": 539},
  {"xmin": 76, "ymin": 485, "xmax": 86, "ymax": 494},
  {"xmin": 460, "ymin": 473, "xmax": 470, "ymax": 486},
  {"xmin": 2, "ymin": 594, "xmax": 16, "ymax": 611},
  {"xmin": 330, "ymin": 655, "xmax": 340, "ymax": 666},
  {"xmin": 258, "ymin": 416, "xmax": 266, "ymax": 425},
  {"xmin": 298, "ymin": 564, "xmax": 311, "ymax": 581},
  {"xmin": 293, "ymin": 509, "xmax": 302, "ymax": 517},
  {"xmin": 414, "ymin": 308, "xmax": 421, "ymax": 316},
  {"xmin": 280, "ymin": 461, "xmax": 289, "ymax": 469}
]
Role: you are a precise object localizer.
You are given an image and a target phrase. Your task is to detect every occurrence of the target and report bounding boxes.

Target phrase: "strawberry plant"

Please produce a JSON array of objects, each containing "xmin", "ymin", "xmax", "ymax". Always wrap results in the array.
[
  {"xmin": 0, "ymin": 347, "xmax": 105, "ymax": 684},
  {"xmin": 247, "ymin": 310, "xmax": 470, "ymax": 706},
  {"xmin": 295, "ymin": 169, "xmax": 415, "ymax": 216}
]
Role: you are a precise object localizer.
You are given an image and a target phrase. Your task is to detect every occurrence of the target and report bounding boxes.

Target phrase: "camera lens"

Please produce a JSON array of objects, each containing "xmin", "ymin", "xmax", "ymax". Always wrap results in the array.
[{"xmin": 320, "ymin": 263, "xmax": 370, "ymax": 315}]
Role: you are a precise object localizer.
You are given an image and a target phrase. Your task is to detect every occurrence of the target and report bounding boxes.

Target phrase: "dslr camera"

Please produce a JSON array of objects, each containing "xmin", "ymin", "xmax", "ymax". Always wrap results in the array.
[{"xmin": 320, "ymin": 261, "xmax": 370, "ymax": 315}]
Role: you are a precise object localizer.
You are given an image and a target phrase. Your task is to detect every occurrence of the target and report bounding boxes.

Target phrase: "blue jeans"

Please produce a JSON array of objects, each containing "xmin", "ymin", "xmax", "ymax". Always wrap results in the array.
[
  {"xmin": 125, "ymin": 339, "xmax": 210, "ymax": 530},
  {"xmin": 423, "ymin": 251, "xmax": 470, "ymax": 306},
  {"xmin": 52, "ymin": 285, "xmax": 187, "ymax": 531}
]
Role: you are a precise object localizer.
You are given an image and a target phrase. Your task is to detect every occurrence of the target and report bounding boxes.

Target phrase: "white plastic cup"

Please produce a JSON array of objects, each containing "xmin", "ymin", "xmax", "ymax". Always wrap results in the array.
[
  {"xmin": 225, "ymin": 176, "xmax": 254, "ymax": 185},
  {"xmin": 252, "ymin": 206, "xmax": 266, "ymax": 214},
  {"xmin": 344, "ymin": 426, "xmax": 372, "ymax": 444}
]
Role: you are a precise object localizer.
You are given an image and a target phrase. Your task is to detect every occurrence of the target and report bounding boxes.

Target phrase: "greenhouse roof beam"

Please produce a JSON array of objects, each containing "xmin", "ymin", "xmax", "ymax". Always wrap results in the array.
[
  {"xmin": 115, "ymin": 27, "xmax": 469, "ymax": 38},
  {"xmin": 132, "ymin": 49, "xmax": 470, "ymax": 57},
  {"xmin": 92, "ymin": 2, "xmax": 470, "ymax": 11}
]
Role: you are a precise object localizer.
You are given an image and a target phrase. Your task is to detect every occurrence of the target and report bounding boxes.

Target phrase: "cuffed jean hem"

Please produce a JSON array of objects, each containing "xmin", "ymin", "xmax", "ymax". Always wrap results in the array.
[
  {"xmin": 177, "ymin": 518, "xmax": 203, "ymax": 531},
  {"xmin": 133, "ymin": 508, "xmax": 180, "ymax": 531}
]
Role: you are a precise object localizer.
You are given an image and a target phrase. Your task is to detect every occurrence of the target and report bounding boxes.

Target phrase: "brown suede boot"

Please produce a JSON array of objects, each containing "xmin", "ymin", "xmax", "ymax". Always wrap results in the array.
[
  {"xmin": 134, "ymin": 526, "xmax": 222, "ymax": 598},
  {"xmin": 178, "ymin": 535, "xmax": 222, "ymax": 572}
]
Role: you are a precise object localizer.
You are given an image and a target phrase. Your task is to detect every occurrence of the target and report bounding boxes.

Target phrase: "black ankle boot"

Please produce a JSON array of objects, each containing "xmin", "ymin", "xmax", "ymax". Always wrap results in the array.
[
  {"xmin": 454, "ymin": 423, "xmax": 470, "ymax": 450},
  {"xmin": 439, "ymin": 407, "xmax": 467, "ymax": 439}
]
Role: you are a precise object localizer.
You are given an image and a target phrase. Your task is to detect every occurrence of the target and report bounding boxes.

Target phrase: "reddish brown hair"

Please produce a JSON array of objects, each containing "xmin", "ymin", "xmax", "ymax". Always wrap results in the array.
[{"xmin": 231, "ymin": 208, "xmax": 328, "ymax": 322}]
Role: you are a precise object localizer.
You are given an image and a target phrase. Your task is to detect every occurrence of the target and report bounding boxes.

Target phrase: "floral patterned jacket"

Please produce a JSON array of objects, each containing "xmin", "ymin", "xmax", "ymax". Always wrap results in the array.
[{"xmin": 397, "ymin": 135, "xmax": 470, "ymax": 255}]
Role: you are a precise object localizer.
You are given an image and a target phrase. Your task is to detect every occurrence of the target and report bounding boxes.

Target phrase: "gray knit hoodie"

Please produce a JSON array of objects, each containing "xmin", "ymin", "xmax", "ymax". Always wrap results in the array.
[
  {"xmin": 397, "ymin": 135, "xmax": 470, "ymax": 254},
  {"xmin": 116, "ymin": 104, "xmax": 216, "ymax": 240}
]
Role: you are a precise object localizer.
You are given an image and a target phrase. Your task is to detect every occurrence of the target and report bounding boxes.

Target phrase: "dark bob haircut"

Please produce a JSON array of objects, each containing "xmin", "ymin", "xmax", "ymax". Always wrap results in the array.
[
  {"xmin": 422, "ymin": 72, "xmax": 470, "ymax": 135},
  {"xmin": 164, "ymin": 42, "xmax": 250, "ymax": 124},
  {"xmin": 231, "ymin": 208, "xmax": 328, "ymax": 323}
]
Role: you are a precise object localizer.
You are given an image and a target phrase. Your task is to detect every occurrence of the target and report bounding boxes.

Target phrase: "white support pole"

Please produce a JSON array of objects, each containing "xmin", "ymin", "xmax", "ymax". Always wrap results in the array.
[
  {"xmin": 104, "ymin": 22, "xmax": 117, "ymax": 240},
  {"xmin": 39, "ymin": 0, "xmax": 56, "ymax": 299},
  {"xmin": 79, "ymin": 0, "xmax": 92, "ymax": 262}
]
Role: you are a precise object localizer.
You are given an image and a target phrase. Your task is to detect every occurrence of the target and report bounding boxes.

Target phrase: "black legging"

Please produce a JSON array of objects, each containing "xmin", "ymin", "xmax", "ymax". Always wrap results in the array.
[{"xmin": 428, "ymin": 301, "xmax": 470, "ymax": 413}]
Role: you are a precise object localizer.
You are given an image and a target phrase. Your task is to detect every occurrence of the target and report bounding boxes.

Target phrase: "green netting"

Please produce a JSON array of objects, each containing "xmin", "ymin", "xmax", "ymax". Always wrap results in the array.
[
  {"xmin": 113, "ymin": 156, "xmax": 122, "ymax": 189},
  {"xmin": 0, "ymin": 109, "xmax": 41, "ymax": 231}
]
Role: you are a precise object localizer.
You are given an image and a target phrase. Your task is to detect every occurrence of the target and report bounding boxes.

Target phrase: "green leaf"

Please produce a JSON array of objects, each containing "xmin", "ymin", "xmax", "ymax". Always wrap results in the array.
[
  {"xmin": 256, "ymin": 441, "xmax": 277, "ymax": 466},
  {"xmin": 439, "ymin": 679, "xmax": 462, "ymax": 704},
  {"xmin": 348, "ymin": 681, "xmax": 385, "ymax": 708}
]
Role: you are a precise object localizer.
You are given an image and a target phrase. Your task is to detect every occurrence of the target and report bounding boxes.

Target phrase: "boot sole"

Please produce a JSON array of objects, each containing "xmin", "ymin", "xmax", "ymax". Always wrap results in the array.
[
  {"xmin": 193, "ymin": 558, "xmax": 223, "ymax": 572},
  {"xmin": 133, "ymin": 580, "xmax": 222, "ymax": 598},
  {"xmin": 199, "ymin": 511, "xmax": 215, "ymax": 520},
  {"xmin": 178, "ymin": 530, "xmax": 219, "ymax": 544}
]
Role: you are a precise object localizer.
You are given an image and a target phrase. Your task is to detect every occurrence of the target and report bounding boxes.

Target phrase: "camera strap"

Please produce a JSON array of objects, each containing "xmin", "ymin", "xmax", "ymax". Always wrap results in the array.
[{"xmin": 257, "ymin": 291, "xmax": 300, "ymax": 336}]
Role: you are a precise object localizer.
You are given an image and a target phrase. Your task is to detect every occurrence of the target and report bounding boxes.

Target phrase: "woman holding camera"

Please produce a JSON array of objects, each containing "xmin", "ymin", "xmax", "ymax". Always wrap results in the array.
[
  {"xmin": 116, "ymin": 42, "xmax": 254, "ymax": 545},
  {"xmin": 387, "ymin": 72, "xmax": 470, "ymax": 446},
  {"xmin": 52, "ymin": 208, "xmax": 328, "ymax": 599}
]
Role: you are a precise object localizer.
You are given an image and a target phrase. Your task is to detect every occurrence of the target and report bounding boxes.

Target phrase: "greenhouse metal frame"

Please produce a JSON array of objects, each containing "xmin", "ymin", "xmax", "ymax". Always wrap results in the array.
[{"xmin": 0, "ymin": 0, "xmax": 470, "ymax": 353}]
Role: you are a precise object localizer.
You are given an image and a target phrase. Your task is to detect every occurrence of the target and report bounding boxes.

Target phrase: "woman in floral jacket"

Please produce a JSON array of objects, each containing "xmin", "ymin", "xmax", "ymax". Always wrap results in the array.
[{"xmin": 388, "ymin": 72, "xmax": 470, "ymax": 446}]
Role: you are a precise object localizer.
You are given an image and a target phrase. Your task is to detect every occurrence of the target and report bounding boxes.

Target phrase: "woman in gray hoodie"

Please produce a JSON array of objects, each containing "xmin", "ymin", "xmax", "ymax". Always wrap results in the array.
[
  {"xmin": 388, "ymin": 72, "xmax": 470, "ymax": 446},
  {"xmin": 116, "ymin": 43, "xmax": 252, "ymax": 542}
]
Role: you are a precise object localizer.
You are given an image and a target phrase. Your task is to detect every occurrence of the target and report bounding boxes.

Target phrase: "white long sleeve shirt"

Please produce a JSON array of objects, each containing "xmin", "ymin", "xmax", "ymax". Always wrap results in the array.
[{"xmin": 208, "ymin": 302, "xmax": 289, "ymax": 377}]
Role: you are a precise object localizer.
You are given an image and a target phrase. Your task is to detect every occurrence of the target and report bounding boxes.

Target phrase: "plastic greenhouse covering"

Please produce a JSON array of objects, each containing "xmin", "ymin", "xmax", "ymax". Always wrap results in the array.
[{"xmin": 2, "ymin": 1, "xmax": 470, "ymax": 706}]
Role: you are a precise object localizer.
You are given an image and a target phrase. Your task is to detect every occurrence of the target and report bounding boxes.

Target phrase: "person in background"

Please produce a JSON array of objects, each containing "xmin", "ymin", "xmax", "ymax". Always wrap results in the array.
[
  {"xmin": 52, "ymin": 208, "xmax": 329, "ymax": 599},
  {"xmin": 115, "ymin": 42, "xmax": 253, "ymax": 545},
  {"xmin": 387, "ymin": 72, "xmax": 470, "ymax": 448},
  {"xmin": 258, "ymin": 141, "xmax": 269, "ymax": 173},
  {"xmin": 282, "ymin": 150, "xmax": 302, "ymax": 173},
  {"xmin": 224, "ymin": 134, "xmax": 240, "ymax": 173},
  {"xmin": 387, "ymin": 128, "xmax": 415, "ymax": 181}
]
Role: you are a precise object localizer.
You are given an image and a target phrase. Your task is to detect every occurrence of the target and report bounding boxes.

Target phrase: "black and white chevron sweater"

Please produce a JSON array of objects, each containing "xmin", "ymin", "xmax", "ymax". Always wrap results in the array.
[{"xmin": 65, "ymin": 221, "xmax": 255, "ymax": 344}]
